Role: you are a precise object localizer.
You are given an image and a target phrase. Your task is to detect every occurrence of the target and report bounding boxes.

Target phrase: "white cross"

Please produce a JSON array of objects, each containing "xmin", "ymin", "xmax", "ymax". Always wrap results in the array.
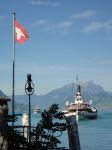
[{"xmin": 15, "ymin": 27, "xmax": 25, "ymax": 40}]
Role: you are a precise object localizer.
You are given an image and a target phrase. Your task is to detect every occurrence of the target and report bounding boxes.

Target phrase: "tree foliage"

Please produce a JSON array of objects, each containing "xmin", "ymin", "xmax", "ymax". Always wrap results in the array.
[
  {"xmin": 8, "ymin": 126, "xmax": 29, "ymax": 150},
  {"xmin": 32, "ymin": 103, "xmax": 66, "ymax": 149},
  {"xmin": 8, "ymin": 104, "xmax": 66, "ymax": 150}
]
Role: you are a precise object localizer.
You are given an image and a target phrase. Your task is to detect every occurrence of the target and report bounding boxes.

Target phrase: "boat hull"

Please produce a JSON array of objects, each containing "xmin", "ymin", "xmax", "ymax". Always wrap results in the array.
[
  {"xmin": 78, "ymin": 111, "xmax": 97, "ymax": 120},
  {"xmin": 64, "ymin": 110, "xmax": 97, "ymax": 120}
]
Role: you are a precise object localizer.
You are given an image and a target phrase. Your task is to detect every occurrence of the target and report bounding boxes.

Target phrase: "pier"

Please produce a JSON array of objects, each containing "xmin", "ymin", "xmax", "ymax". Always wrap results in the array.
[{"xmin": 66, "ymin": 114, "xmax": 81, "ymax": 150}]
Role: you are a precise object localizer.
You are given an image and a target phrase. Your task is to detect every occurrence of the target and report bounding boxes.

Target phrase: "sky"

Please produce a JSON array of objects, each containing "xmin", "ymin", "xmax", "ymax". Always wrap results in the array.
[{"xmin": 0, "ymin": 0, "xmax": 112, "ymax": 96}]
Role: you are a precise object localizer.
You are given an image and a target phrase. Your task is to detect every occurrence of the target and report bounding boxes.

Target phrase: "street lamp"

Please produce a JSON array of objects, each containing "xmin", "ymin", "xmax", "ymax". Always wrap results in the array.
[{"xmin": 25, "ymin": 74, "xmax": 34, "ymax": 143}]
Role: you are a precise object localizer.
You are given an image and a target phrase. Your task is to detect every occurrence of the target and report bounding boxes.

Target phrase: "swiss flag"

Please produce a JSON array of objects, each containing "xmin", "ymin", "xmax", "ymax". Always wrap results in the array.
[{"xmin": 15, "ymin": 20, "xmax": 29, "ymax": 44}]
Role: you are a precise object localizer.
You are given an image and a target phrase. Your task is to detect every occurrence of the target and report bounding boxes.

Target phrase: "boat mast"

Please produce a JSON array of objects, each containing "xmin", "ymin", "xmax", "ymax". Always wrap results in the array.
[
  {"xmin": 76, "ymin": 75, "xmax": 81, "ymax": 96},
  {"xmin": 76, "ymin": 75, "xmax": 79, "ymax": 122},
  {"xmin": 76, "ymin": 75, "xmax": 83, "ymax": 104}
]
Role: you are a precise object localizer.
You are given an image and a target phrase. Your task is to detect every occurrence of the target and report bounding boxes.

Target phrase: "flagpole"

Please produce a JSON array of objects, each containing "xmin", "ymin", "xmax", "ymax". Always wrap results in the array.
[{"xmin": 12, "ymin": 12, "xmax": 16, "ymax": 127}]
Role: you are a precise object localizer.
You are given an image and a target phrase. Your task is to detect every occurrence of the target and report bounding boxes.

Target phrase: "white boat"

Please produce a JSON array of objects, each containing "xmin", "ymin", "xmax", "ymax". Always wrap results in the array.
[
  {"xmin": 34, "ymin": 106, "xmax": 41, "ymax": 113},
  {"xmin": 63, "ymin": 77, "xmax": 98, "ymax": 120}
]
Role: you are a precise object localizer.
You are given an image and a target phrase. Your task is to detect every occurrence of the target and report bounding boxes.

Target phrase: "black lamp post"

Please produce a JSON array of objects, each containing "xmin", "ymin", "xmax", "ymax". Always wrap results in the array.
[{"xmin": 25, "ymin": 74, "xmax": 34, "ymax": 143}]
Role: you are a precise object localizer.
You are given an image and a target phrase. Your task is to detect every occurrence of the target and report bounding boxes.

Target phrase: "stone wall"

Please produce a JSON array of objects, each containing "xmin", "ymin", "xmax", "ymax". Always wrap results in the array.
[{"xmin": 0, "ymin": 97, "xmax": 10, "ymax": 150}]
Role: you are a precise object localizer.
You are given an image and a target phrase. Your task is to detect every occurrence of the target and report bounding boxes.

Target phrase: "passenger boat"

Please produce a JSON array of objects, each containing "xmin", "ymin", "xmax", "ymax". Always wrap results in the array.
[
  {"xmin": 63, "ymin": 77, "xmax": 98, "ymax": 120},
  {"xmin": 34, "ymin": 106, "xmax": 41, "ymax": 113}
]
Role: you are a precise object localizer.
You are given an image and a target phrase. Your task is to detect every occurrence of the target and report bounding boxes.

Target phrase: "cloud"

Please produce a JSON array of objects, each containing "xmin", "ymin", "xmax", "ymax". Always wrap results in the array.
[
  {"xmin": 30, "ymin": 9, "xmax": 112, "ymax": 34},
  {"xmin": 31, "ymin": 0, "xmax": 61, "ymax": 6},
  {"xmin": 83, "ymin": 22, "xmax": 103, "ymax": 32},
  {"xmin": 30, "ymin": 19, "xmax": 48, "ymax": 27},
  {"xmin": 45, "ymin": 20, "xmax": 74, "ymax": 31},
  {"xmin": 34, "ymin": 20, "xmax": 48, "ymax": 25},
  {"xmin": 30, "ymin": 10, "xmax": 95, "ymax": 33},
  {"xmin": 97, "ymin": 60, "xmax": 112, "ymax": 65},
  {"xmin": 83, "ymin": 20, "xmax": 112, "ymax": 33},
  {"xmin": 71, "ymin": 10, "xmax": 96, "ymax": 19},
  {"xmin": 15, "ymin": 61, "xmax": 75, "ymax": 75},
  {"xmin": 105, "ymin": 20, "xmax": 112, "ymax": 31},
  {"xmin": 81, "ymin": 57, "xmax": 112, "ymax": 66},
  {"xmin": 31, "ymin": 18, "xmax": 75, "ymax": 33},
  {"xmin": 57, "ymin": 20, "xmax": 74, "ymax": 28},
  {"xmin": 31, "ymin": 0, "xmax": 49, "ymax": 5}
]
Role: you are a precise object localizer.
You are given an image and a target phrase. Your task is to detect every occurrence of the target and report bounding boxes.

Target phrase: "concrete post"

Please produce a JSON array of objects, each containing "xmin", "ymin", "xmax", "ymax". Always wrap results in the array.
[
  {"xmin": 0, "ymin": 97, "xmax": 10, "ymax": 150},
  {"xmin": 22, "ymin": 113, "xmax": 29, "ymax": 140},
  {"xmin": 66, "ymin": 114, "xmax": 81, "ymax": 150}
]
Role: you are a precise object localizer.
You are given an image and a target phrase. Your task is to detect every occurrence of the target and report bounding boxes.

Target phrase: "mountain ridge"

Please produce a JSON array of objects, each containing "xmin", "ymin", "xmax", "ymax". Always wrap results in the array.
[{"xmin": 5, "ymin": 81, "xmax": 112, "ymax": 113}]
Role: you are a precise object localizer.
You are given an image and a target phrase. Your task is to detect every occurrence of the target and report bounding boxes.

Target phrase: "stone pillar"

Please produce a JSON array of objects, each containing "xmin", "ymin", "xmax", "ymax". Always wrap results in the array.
[
  {"xmin": 0, "ymin": 97, "xmax": 10, "ymax": 150},
  {"xmin": 22, "ymin": 113, "xmax": 29, "ymax": 140},
  {"xmin": 66, "ymin": 114, "xmax": 81, "ymax": 150}
]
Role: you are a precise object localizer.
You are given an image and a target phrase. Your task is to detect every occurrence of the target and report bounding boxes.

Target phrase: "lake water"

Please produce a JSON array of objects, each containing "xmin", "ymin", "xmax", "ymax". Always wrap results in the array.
[
  {"xmin": 78, "ymin": 110, "xmax": 112, "ymax": 150},
  {"xmin": 16, "ymin": 109, "xmax": 112, "ymax": 150}
]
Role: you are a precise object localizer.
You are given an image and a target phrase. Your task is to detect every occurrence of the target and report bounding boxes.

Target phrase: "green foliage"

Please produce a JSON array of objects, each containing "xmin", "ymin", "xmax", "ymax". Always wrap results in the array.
[
  {"xmin": 8, "ymin": 104, "xmax": 66, "ymax": 150},
  {"xmin": 8, "ymin": 114, "xmax": 22, "ymax": 122},
  {"xmin": 8, "ymin": 114, "xmax": 30, "ymax": 150},
  {"xmin": 32, "ymin": 103, "xmax": 66, "ymax": 149},
  {"xmin": 8, "ymin": 126, "xmax": 29, "ymax": 150}
]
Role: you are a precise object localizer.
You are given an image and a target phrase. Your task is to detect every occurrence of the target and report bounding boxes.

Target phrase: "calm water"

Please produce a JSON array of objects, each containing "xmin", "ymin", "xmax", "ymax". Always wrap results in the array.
[{"xmin": 16, "ymin": 109, "xmax": 112, "ymax": 150}]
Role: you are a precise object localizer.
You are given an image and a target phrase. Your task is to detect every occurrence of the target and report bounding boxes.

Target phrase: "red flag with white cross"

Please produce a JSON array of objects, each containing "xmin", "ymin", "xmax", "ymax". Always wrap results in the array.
[{"xmin": 15, "ymin": 20, "xmax": 29, "ymax": 44}]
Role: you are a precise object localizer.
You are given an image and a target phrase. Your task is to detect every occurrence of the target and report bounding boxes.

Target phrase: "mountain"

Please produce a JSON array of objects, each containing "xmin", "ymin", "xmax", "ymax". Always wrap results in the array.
[
  {"xmin": 6, "ymin": 81, "xmax": 112, "ymax": 113},
  {"xmin": 0, "ymin": 90, "xmax": 7, "ymax": 97}
]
